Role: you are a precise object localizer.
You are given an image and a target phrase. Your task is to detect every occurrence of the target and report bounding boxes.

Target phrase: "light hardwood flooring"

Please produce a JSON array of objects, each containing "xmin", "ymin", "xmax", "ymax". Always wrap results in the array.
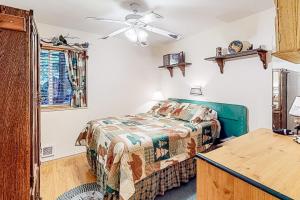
[{"xmin": 40, "ymin": 153, "xmax": 96, "ymax": 200}]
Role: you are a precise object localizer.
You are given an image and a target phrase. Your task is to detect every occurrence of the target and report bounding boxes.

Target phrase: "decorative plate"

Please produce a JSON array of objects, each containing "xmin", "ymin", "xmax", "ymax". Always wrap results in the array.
[
  {"xmin": 228, "ymin": 40, "xmax": 243, "ymax": 54},
  {"xmin": 241, "ymin": 41, "xmax": 253, "ymax": 51}
]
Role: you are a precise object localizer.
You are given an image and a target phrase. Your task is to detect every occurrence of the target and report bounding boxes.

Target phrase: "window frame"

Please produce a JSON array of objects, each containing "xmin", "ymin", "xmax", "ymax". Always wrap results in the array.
[{"xmin": 40, "ymin": 44, "xmax": 88, "ymax": 112}]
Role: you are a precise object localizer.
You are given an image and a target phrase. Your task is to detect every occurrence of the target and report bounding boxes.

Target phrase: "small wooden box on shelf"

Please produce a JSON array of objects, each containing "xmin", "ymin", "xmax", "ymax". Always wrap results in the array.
[{"xmin": 158, "ymin": 51, "xmax": 192, "ymax": 77}]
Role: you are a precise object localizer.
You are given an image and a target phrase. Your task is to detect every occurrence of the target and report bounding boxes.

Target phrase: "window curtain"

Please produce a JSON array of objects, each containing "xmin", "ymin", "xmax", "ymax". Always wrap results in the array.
[{"xmin": 66, "ymin": 50, "xmax": 87, "ymax": 107}]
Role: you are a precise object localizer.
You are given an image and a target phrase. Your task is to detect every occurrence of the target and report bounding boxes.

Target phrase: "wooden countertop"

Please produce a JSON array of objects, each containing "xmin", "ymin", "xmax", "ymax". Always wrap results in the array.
[{"xmin": 197, "ymin": 128, "xmax": 300, "ymax": 199}]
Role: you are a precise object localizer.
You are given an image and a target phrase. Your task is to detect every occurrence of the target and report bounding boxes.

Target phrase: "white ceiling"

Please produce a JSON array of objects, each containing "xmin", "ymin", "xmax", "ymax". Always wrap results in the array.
[{"xmin": 2, "ymin": 0, "xmax": 274, "ymax": 45}]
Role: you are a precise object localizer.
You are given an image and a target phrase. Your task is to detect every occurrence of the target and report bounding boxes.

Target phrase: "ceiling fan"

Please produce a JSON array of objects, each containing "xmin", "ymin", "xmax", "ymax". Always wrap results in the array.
[{"xmin": 86, "ymin": 2, "xmax": 181, "ymax": 47}]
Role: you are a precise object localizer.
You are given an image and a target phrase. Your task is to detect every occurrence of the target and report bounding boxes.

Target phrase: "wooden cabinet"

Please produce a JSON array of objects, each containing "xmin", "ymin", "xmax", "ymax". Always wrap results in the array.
[
  {"xmin": 0, "ymin": 5, "xmax": 40, "ymax": 200},
  {"xmin": 273, "ymin": 0, "xmax": 300, "ymax": 63},
  {"xmin": 197, "ymin": 159, "xmax": 278, "ymax": 200},
  {"xmin": 196, "ymin": 129, "xmax": 300, "ymax": 199}
]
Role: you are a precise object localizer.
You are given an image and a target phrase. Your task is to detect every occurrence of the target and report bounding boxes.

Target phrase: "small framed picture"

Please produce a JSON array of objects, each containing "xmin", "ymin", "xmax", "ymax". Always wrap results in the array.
[
  {"xmin": 178, "ymin": 51, "xmax": 185, "ymax": 63},
  {"xmin": 170, "ymin": 53, "xmax": 180, "ymax": 65},
  {"xmin": 163, "ymin": 54, "xmax": 170, "ymax": 66},
  {"xmin": 163, "ymin": 52, "xmax": 185, "ymax": 66}
]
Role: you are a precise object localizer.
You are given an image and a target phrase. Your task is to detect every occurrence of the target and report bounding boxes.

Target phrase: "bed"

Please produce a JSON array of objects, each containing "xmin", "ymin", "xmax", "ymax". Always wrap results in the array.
[{"xmin": 76, "ymin": 98, "xmax": 248, "ymax": 200}]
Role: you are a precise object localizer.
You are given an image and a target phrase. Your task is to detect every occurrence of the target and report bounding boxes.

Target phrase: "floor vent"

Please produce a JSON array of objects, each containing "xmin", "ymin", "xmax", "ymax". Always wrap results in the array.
[{"xmin": 41, "ymin": 146, "xmax": 54, "ymax": 158}]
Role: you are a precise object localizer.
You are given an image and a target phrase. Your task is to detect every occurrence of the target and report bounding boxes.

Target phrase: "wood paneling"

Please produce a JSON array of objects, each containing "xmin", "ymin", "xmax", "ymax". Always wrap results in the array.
[
  {"xmin": 40, "ymin": 153, "xmax": 96, "ymax": 200},
  {"xmin": 0, "ymin": 5, "xmax": 40, "ymax": 200},
  {"xmin": 273, "ymin": 0, "xmax": 300, "ymax": 63},
  {"xmin": 197, "ymin": 159, "xmax": 234, "ymax": 200},
  {"xmin": 197, "ymin": 159, "xmax": 278, "ymax": 200},
  {"xmin": 276, "ymin": 0, "xmax": 298, "ymax": 51}
]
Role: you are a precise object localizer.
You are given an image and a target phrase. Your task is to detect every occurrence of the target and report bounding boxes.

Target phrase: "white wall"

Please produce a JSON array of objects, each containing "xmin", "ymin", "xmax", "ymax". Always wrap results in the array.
[
  {"xmin": 38, "ymin": 23, "xmax": 159, "ymax": 161},
  {"xmin": 41, "ymin": 7, "xmax": 300, "ymax": 161},
  {"xmin": 152, "ymin": 9, "xmax": 276, "ymax": 131}
]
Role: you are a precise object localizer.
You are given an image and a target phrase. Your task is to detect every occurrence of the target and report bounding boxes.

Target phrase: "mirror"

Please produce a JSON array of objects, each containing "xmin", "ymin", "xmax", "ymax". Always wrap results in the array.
[
  {"xmin": 272, "ymin": 68, "xmax": 300, "ymax": 131},
  {"xmin": 272, "ymin": 69, "xmax": 287, "ymax": 129}
]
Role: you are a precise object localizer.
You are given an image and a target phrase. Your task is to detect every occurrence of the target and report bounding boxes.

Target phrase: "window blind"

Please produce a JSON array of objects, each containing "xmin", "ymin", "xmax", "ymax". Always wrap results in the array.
[{"xmin": 40, "ymin": 49, "xmax": 72, "ymax": 106}]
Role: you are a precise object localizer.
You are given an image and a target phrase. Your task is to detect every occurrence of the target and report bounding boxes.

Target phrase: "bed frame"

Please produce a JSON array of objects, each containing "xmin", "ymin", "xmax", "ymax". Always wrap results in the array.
[{"xmin": 170, "ymin": 98, "xmax": 248, "ymax": 139}]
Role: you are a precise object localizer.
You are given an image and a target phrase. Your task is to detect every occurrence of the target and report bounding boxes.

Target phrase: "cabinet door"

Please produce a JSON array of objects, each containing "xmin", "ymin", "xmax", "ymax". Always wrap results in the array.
[
  {"xmin": 0, "ymin": 6, "xmax": 31, "ymax": 200},
  {"xmin": 276, "ymin": 0, "xmax": 300, "ymax": 52},
  {"xmin": 29, "ymin": 14, "xmax": 41, "ymax": 200}
]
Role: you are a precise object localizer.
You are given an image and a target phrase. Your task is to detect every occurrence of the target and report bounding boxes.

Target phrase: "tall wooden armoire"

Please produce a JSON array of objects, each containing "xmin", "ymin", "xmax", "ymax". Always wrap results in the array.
[{"xmin": 0, "ymin": 5, "xmax": 41, "ymax": 200}]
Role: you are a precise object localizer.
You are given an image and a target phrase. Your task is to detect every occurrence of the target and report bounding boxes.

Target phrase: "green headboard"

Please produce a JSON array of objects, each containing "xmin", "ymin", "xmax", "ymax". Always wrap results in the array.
[{"xmin": 169, "ymin": 98, "xmax": 248, "ymax": 139}]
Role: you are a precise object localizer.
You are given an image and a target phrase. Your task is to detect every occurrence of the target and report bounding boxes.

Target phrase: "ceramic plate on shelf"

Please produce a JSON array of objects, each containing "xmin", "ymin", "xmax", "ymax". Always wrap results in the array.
[
  {"xmin": 241, "ymin": 41, "xmax": 253, "ymax": 51},
  {"xmin": 228, "ymin": 40, "xmax": 243, "ymax": 54}
]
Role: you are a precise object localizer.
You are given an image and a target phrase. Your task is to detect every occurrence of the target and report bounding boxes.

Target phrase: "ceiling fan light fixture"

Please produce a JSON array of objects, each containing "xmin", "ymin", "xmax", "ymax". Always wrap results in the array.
[
  {"xmin": 141, "ymin": 14, "xmax": 155, "ymax": 23},
  {"xmin": 137, "ymin": 29, "xmax": 148, "ymax": 42},
  {"xmin": 87, "ymin": 3, "xmax": 180, "ymax": 46},
  {"xmin": 125, "ymin": 29, "xmax": 138, "ymax": 42},
  {"xmin": 125, "ymin": 28, "xmax": 148, "ymax": 43}
]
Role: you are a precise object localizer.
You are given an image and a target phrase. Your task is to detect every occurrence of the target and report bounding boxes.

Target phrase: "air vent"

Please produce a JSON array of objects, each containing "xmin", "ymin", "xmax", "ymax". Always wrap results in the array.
[{"xmin": 41, "ymin": 146, "xmax": 54, "ymax": 158}]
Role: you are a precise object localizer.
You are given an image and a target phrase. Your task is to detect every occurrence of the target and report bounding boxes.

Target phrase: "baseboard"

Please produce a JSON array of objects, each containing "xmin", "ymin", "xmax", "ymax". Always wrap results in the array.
[{"xmin": 41, "ymin": 150, "xmax": 86, "ymax": 163}]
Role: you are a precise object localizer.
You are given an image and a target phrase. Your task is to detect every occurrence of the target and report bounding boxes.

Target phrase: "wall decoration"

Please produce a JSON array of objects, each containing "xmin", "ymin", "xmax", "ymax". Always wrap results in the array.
[
  {"xmin": 158, "ymin": 51, "xmax": 191, "ymax": 77},
  {"xmin": 178, "ymin": 51, "xmax": 185, "ymax": 63},
  {"xmin": 170, "ymin": 53, "xmax": 180, "ymax": 65},
  {"xmin": 241, "ymin": 41, "xmax": 253, "ymax": 51},
  {"xmin": 216, "ymin": 47, "xmax": 222, "ymax": 56},
  {"xmin": 163, "ymin": 52, "xmax": 185, "ymax": 65},
  {"xmin": 163, "ymin": 55, "xmax": 170, "ymax": 66},
  {"xmin": 205, "ymin": 48, "xmax": 268, "ymax": 74},
  {"xmin": 41, "ymin": 34, "xmax": 89, "ymax": 50},
  {"xmin": 228, "ymin": 40, "xmax": 243, "ymax": 53},
  {"xmin": 228, "ymin": 40, "xmax": 253, "ymax": 54}
]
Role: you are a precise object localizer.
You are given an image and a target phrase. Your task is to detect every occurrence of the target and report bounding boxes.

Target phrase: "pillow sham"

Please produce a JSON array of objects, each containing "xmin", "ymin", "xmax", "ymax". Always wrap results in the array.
[
  {"xmin": 190, "ymin": 106, "xmax": 218, "ymax": 124},
  {"xmin": 170, "ymin": 103, "xmax": 218, "ymax": 123},
  {"xmin": 148, "ymin": 101, "xmax": 164, "ymax": 115},
  {"xmin": 156, "ymin": 100, "xmax": 180, "ymax": 116},
  {"xmin": 169, "ymin": 103, "xmax": 191, "ymax": 120}
]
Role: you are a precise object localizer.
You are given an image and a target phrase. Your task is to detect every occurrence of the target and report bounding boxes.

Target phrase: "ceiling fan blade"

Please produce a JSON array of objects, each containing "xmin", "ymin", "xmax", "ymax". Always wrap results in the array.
[
  {"xmin": 86, "ymin": 17, "xmax": 129, "ymax": 25},
  {"xmin": 142, "ymin": 25, "xmax": 181, "ymax": 40},
  {"xmin": 139, "ymin": 12, "xmax": 163, "ymax": 23},
  {"xmin": 100, "ymin": 27, "xmax": 130, "ymax": 39},
  {"xmin": 139, "ymin": 41, "xmax": 149, "ymax": 47}
]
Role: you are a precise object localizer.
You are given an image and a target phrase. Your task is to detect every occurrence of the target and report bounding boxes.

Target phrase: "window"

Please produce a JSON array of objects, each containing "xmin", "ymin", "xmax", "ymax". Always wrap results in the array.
[{"xmin": 40, "ymin": 49, "xmax": 72, "ymax": 107}]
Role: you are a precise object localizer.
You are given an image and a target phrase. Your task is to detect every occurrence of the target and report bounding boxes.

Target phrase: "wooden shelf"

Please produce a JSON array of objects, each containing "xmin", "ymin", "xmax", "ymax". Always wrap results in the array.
[
  {"xmin": 158, "ymin": 62, "xmax": 192, "ymax": 77},
  {"xmin": 204, "ymin": 48, "xmax": 268, "ymax": 74}
]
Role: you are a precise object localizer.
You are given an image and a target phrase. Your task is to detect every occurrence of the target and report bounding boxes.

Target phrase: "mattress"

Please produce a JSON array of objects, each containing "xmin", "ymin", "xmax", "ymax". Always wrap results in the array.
[{"xmin": 76, "ymin": 113, "xmax": 220, "ymax": 200}]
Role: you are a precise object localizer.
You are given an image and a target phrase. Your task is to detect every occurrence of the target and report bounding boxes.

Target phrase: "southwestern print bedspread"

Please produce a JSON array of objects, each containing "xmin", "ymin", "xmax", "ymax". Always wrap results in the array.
[{"xmin": 76, "ymin": 113, "xmax": 220, "ymax": 200}]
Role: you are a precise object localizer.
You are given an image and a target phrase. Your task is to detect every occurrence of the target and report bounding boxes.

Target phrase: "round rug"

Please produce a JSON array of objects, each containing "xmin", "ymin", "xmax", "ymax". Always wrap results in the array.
[{"xmin": 57, "ymin": 182, "xmax": 104, "ymax": 200}]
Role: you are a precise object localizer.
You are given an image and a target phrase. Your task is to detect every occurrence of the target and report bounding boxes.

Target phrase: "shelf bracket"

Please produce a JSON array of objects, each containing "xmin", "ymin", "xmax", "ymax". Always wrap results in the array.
[
  {"xmin": 257, "ymin": 51, "xmax": 268, "ymax": 69},
  {"xmin": 166, "ymin": 67, "xmax": 174, "ymax": 77},
  {"xmin": 178, "ymin": 65, "xmax": 186, "ymax": 77},
  {"xmin": 215, "ymin": 58, "xmax": 225, "ymax": 74}
]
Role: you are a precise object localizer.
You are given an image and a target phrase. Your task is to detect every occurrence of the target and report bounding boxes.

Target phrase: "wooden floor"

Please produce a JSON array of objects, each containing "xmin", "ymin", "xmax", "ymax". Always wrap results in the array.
[{"xmin": 40, "ymin": 153, "xmax": 96, "ymax": 200}]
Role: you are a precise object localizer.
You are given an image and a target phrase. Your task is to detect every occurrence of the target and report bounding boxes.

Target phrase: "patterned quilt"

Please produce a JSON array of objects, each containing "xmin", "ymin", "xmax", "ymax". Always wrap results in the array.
[{"xmin": 76, "ymin": 113, "xmax": 220, "ymax": 200}]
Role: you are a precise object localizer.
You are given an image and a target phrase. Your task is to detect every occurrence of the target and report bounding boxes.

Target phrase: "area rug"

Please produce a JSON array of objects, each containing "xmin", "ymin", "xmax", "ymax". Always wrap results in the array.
[
  {"xmin": 57, "ymin": 178, "xmax": 196, "ymax": 200},
  {"xmin": 57, "ymin": 183, "xmax": 104, "ymax": 200}
]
